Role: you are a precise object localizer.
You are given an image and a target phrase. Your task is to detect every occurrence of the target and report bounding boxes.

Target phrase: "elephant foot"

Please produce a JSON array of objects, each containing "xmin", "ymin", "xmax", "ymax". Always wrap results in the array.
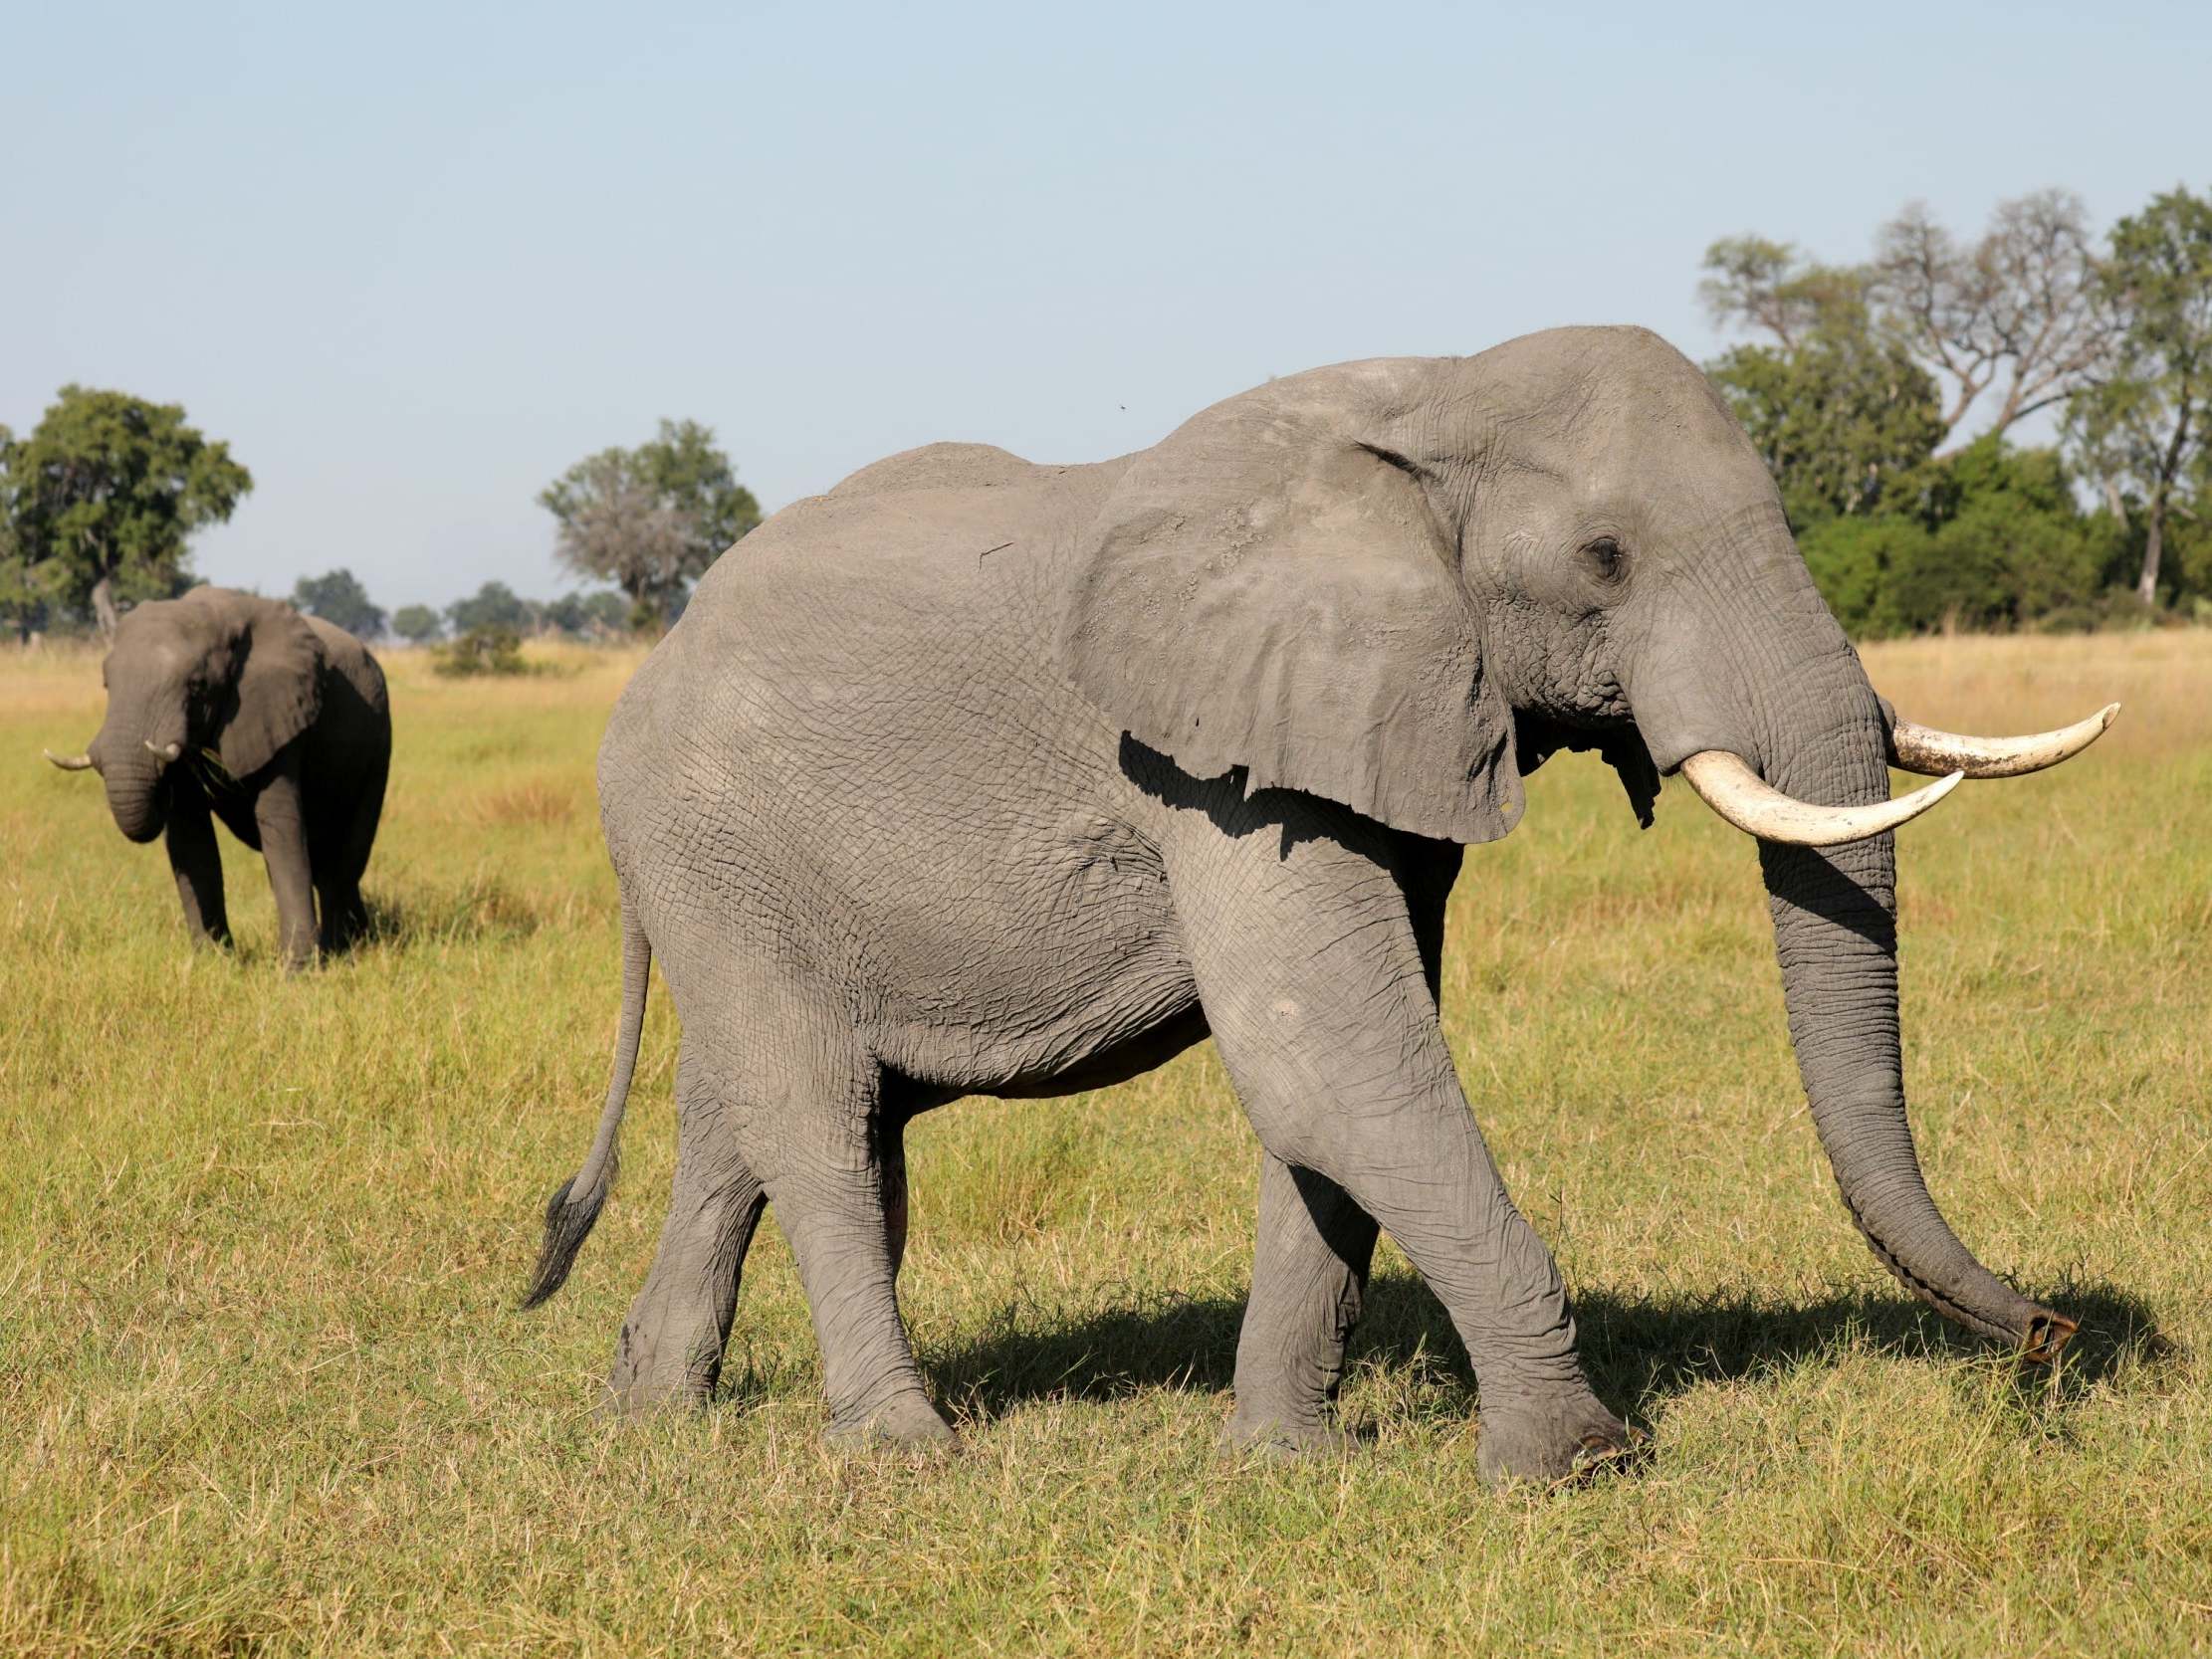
[
  {"xmin": 1219, "ymin": 1403, "xmax": 1361, "ymax": 1460},
  {"xmin": 823, "ymin": 1389, "xmax": 961, "ymax": 1454},
  {"xmin": 1475, "ymin": 1389, "xmax": 1640, "ymax": 1489},
  {"xmin": 600, "ymin": 1319, "xmax": 720, "ymax": 1417}
]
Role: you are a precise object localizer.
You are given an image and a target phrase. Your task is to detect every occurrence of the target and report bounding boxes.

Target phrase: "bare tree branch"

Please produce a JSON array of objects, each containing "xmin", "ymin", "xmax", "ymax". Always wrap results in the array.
[{"xmin": 1874, "ymin": 190, "xmax": 2116, "ymax": 451}]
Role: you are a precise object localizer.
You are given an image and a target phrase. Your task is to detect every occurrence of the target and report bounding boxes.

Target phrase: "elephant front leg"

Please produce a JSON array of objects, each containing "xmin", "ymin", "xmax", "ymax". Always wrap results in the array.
[
  {"xmin": 1224, "ymin": 1152, "xmax": 1377, "ymax": 1456},
  {"xmin": 1177, "ymin": 831, "xmax": 1630, "ymax": 1487},
  {"xmin": 163, "ymin": 788, "xmax": 231, "ymax": 948},
  {"xmin": 252, "ymin": 765, "xmax": 320, "ymax": 971}
]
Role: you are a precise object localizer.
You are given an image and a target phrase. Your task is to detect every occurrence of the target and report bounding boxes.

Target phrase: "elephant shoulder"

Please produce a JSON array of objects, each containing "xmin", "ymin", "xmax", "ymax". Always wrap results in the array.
[
  {"xmin": 822, "ymin": 443, "xmax": 1042, "ymax": 501},
  {"xmin": 302, "ymin": 615, "xmax": 389, "ymax": 713}
]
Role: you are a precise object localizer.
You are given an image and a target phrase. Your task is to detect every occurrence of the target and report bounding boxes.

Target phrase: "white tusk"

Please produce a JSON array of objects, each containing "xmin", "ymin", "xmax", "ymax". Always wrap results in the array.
[
  {"xmin": 144, "ymin": 739, "xmax": 182, "ymax": 761},
  {"xmin": 1888, "ymin": 702, "xmax": 2120, "ymax": 779},
  {"xmin": 43, "ymin": 748, "xmax": 95, "ymax": 771},
  {"xmin": 1679, "ymin": 749, "xmax": 1963, "ymax": 847}
]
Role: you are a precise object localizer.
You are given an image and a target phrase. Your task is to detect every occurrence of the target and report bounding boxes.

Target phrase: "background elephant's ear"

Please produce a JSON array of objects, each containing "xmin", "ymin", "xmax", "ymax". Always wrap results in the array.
[
  {"xmin": 218, "ymin": 600, "xmax": 325, "ymax": 779},
  {"xmin": 1057, "ymin": 364, "xmax": 1522, "ymax": 845}
]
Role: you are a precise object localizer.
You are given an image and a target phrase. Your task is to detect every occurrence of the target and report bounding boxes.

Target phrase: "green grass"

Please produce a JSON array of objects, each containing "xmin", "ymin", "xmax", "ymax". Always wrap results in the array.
[{"xmin": 3, "ymin": 629, "xmax": 2209, "ymax": 1656}]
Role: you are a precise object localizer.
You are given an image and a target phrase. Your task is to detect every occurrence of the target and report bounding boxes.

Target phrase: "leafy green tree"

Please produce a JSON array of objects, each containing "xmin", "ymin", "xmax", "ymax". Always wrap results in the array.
[
  {"xmin": 1698, "ymin": 236, "xmax": 1872, "ymax": 349},
  {"xmin": 541, "ymin": 588, "xmax": 631, "ymax": 638},
  {"xmin": 1797, "ymin": 438, "xmax": 2122, "ymax": 636},
  {"xmin": 2068, "ymin": 186, "xmax": 2212, "ymax": 606},
  {"xmin": 1706, "ymin": 314, "xmax": 1946, "ymax": 524},
  {"xmin": 540, "ymin": 419, "xmax": 760, "ymax": 628},
  {"xmin": 390, "ymin": 604, "xmax": 444, "ymax": 645},
  {"xmin": 1, "ymin": 386, "xmax": 251, "ymax": 636},
  {"xmin": 579, "ymin": 588, "xmax": 631, "ymax": 635},
  {"xmin": 291, "ymin": 567, "xmax": 386, "ymax": 640},
  {"xmin": 445, "ymin": 580, "xmax": 534, "ymax": 635}
]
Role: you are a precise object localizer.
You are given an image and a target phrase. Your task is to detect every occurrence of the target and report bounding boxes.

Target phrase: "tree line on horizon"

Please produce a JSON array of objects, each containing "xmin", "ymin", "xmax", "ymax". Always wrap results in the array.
[
  {"xmin": 0, "ymin": 410, "xmax": 761, "ymax": 647},
  {"xmin": 3, "ymin": 182, "xmax": 2206, "ymax": 645},
  {"xmin": 1699, "ymin": 183, "xmax": 2211, "ymax": 634}
]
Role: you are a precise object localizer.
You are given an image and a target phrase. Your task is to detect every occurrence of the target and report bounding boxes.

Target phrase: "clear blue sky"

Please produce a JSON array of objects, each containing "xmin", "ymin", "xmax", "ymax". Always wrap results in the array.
[{"xmin": 6, "ymin": 1, "xmax": 2205, "ymax": 610}]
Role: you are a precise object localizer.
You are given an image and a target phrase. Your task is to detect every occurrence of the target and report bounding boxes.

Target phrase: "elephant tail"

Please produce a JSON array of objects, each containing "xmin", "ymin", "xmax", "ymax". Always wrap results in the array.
[{"xmin": 523, "ymin": 899, "xmax": 652, "ymax": 1309}]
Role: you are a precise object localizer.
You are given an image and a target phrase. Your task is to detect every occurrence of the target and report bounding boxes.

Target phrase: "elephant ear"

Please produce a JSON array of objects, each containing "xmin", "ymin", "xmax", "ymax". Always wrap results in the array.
[
  {"xmin": 218, "ymin": 599, "xmax": 325, "ymax": 779},
  {"xmin": 1057, "ymin": 362, "xmax": 1522, "ymax": 845}
]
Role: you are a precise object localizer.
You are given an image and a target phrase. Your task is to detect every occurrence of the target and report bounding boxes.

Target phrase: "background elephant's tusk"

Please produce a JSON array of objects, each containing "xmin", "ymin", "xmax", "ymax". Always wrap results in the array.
[
  {"xmin": 43, "ymin": 748, "xmax": 95, "ymax": 771},
  {"xmin": 1678, "ymin": 750, "xmax": 1962, "ymax": 847},
  {"xmin": 144, "ymin": 739, "xmax": 183, "ymax": 761},
  {"xmin": 1887, "ymin": 702, "xmax": 2120, "ymax": 778}
]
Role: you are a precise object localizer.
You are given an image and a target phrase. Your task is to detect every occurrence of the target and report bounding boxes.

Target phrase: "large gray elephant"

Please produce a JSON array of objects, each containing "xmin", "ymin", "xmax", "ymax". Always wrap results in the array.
[
  {"xmin": 45, "ymin": 586, "xmax": 391, "ymax": 970},
  {"xmin": 525, "ymin": 326, "xmax": 2115, "ymax": 1484}
]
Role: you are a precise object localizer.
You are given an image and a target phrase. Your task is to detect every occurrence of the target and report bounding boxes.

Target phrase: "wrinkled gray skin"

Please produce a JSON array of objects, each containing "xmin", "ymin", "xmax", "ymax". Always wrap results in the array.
[
  {"xmin": 528, "ymin": 326, "xmax": 2070, "ymax": 1485},
  {"xmin": 53, "ymin": 587, "xmax": 390, "ymax": 970}
]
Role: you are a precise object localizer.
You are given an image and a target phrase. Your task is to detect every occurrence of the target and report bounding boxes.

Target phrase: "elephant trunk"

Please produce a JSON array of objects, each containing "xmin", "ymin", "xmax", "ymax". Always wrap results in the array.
[
  {"xmin": 100, "ymin": 741, "xmax": 169, "ymax": 843},
  {"xmin": 1754, "ymin": 682, "xmax": 2072, "ymax": 1356},
  {"xmin": 1625, "ymin": 532, "xmax": 2071, "ymax": 1359}
]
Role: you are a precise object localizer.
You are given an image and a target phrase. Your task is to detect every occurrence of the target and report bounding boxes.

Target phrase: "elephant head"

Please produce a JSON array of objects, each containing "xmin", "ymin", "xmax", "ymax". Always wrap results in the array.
[
  {"xmin": 1061, "ymin": 325, "xmax": 2114, "ymax": 1357},
  {"xmin": 46, "ymin": 587, "xmax": 325, "ymax": 841}
]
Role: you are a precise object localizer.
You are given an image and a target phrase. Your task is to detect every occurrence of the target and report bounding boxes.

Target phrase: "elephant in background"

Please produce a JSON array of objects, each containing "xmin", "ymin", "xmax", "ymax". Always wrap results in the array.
[
  {"xmin": 45, "ymin": 586, "xmax": 390, "ymax": 970},
  {"xmin": 524, "ymin": 326, "xmax": 2114, "ymax": 1485}
]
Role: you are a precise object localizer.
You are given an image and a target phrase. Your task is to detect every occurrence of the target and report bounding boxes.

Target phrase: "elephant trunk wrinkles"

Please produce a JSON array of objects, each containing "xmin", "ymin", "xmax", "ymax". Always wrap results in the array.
[
  {"xmin": 101, "ymin": 745, "xmax": 168, "ymax": 844},
  {"xmin": 1755, "ymin": 677, "xmax": 2069, "ymax": 1356}
]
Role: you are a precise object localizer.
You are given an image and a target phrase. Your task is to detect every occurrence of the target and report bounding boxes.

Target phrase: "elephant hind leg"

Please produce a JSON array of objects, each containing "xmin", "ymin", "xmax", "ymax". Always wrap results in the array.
[
  {"xmin": 751, "ymin": 1029, "xmax": 950, "ymax": 1448},
  {"xmin": 1223, "ymin": 1152, "xmax": 1377, "ymax": 1456},
  {"xmin": 606, "ymin": 1037, "xmax": 770, "ymax": 1413},
  {"xmin": 316, "ymin": 768, "xmax": 386, "ymax": 952}
]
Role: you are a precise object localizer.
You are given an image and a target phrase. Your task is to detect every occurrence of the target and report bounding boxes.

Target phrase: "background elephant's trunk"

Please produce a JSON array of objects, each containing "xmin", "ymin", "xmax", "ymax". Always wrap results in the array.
[
  {"xmin": 96, "ymin": 727, "xmax": 170, "ymax": 844},
  {"xmin": 1756, "ymin": 685, "xmax": 2069, "ymax": 1354}
]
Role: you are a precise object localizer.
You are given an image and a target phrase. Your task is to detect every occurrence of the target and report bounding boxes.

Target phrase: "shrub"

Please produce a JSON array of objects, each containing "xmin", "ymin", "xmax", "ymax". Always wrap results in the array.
[{"xmin": 433, "ymin": 625, "xmax": 532, "ymax": 678}]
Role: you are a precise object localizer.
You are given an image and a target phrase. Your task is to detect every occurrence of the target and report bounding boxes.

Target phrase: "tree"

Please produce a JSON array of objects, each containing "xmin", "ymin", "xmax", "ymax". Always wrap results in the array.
[
  {"xmin": 390, "ymin": 604, "xmax": 444, "ymax": 645},
  {"xmin": 1873, "ymin": 191, "xmax": 2115, "ymax": 448},
  {"xmin": 445, "ymin": 580, "xmax": 534, "ymax": 634},
  {"xmin": 2068, "ymin": 186, "xmax": 2212, "ymax": 607},
  {"xmin": 1, "ymin": 386, "xmax": 251, "ymax": 636},
  {"xmin": 541, "ymin": 588, "xmax": 631, "ymax": 638},
  {"xmin": 540, "ymin": 419, "xmax": 760, "ymax": 628},
  {"xmin": 1699, "ymin": 236, "xmax": 1871, "ymax": 349},
  {"xmin": 1799, "ymin": 437, "xmax": 2124, "ymax": 636},
  {"xmin": 1706, "ymin": 311, "xmax": 1946, "ymax": 525},
  {"xmin": 291, "ymin": 567, "xmax": 386, "ymax": 640}
]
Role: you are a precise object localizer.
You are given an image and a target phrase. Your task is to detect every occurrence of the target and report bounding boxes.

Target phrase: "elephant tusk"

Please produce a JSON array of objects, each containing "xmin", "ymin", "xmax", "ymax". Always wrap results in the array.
[
  {"xmin": 1887, "ymin": 702, "xmax": 2120, "ymax": 779},
  {"xmin": 43, "ymin": 748, "xmax": 95, "ymax": 771},
  {"xmin": 144, "ymin": 739, "xmax": 183, "ymax": 761},
  {"xmin": 1678, "ymin": 749, "xmax": 1963, "ymax": 847}
]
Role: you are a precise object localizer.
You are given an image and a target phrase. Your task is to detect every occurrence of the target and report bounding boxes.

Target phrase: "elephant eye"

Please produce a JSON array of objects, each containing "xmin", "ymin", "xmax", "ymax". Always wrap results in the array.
[{"xmin": 1581, "ymin": 537, "xmax": 1628, "ymax": 585}]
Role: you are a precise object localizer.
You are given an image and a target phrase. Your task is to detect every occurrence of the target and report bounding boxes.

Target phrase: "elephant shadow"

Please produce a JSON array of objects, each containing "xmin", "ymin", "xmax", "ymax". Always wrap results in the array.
[{"xmin": 921, "ymin": 1270, "xmax": 2171, "ymax": 1431}]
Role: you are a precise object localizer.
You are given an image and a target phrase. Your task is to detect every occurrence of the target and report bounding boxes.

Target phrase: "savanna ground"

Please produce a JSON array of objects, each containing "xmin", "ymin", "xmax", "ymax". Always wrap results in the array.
[{"xmin": 2, "ymin": 627, "xmax": 2208, "ymax": 1657}]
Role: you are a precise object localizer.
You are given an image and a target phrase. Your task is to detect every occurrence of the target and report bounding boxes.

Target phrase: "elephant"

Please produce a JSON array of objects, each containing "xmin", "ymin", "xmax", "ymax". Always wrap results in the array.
[
  {"xmin": 523, "ymin": 326, "xmax": 2116, "ymax": 1485},
  {"xmin": 44, "ymin": 585, "xmax": 391, "ymax": 970}
]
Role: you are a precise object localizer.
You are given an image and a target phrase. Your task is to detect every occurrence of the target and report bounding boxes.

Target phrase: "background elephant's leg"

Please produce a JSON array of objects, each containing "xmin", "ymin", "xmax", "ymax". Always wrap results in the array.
[
  {"xmin": 1177, "ymin": 829, "xmax": 1625, "ymax": 1486},
  {"xmin": 606, "ymin": 1040, "xmax": 768, "ymax": 1412},
  {"xmin": 760, "ymin": 1036, "xmax": 950, "ymax": 1447},
  {"xmin": 318, "ymin": 752, "xmax": 386, "ymax": 951},
  {"xmin": 252, "ymin": 766, "xmax": 320, "ymax": 969},
  {"xmin": 1224, "ymin": 1152, "xmax": 1378, "ymax": 1453},
  {"xmin": 162, "ymin": 786, "xmax": 231, "ymax": 947}
]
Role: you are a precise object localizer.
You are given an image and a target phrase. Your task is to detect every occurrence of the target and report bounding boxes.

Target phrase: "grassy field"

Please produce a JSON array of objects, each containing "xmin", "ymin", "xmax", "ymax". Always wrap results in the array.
[{"xmin": 3, "ymin": 628, "xmax": 2209, "ymax": 1656}]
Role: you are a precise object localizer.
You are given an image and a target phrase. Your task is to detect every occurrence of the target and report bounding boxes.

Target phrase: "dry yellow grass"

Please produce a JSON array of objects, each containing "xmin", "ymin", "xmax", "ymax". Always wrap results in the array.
[{"xmin": 2, "ymin": 627, "xmax": 2208, "ymax": 1656}]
